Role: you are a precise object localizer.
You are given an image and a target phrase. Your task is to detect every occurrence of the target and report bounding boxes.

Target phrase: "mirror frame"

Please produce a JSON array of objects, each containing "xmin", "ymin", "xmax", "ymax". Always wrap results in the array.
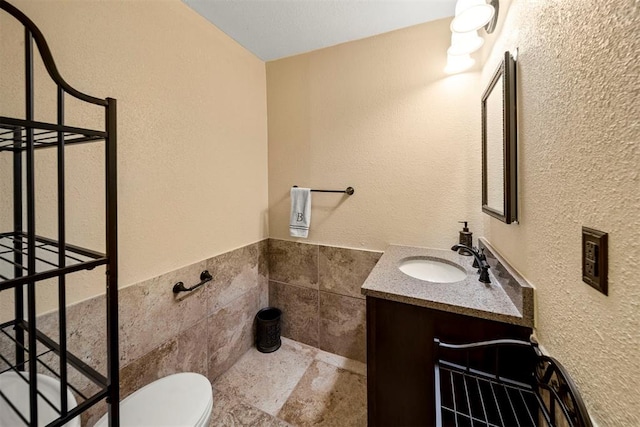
[{"xmin": 482, "ymin": 51, "xmax": 517, "ymax": 224}]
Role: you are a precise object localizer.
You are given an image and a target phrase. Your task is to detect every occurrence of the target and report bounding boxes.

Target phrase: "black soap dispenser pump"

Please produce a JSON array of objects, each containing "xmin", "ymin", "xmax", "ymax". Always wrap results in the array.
[{"xmin": 458, "ymin": 221, "xmax": 473, "ymax": 256}]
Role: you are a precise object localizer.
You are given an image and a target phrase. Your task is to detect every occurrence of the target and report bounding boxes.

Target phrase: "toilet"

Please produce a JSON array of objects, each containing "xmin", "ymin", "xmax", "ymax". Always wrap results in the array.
[
  {"xmin": 95, "ymin": 372, "xmax": 213, "ymax": 427},
  {"xmin": 0, "ymin": 371, "xmax": 81, "ymax": 427}
]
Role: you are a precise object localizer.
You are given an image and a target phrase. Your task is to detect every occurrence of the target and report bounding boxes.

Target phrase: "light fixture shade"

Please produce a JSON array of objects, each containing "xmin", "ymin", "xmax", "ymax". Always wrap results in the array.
[
  {"xmin": 444, "ymin": 53, "xmax": 475, "ymax": 74},
  {"xmin": 447, "ymin": 30, "xmax": 484, "ymax": 56},
  {"xmin": 450, "ymin": 0, "xmax": 495, "ymax": 33}
]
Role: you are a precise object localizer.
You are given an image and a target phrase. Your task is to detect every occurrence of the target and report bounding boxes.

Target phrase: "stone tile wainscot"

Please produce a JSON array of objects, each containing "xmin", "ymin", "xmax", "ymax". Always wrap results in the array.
[
  {"xmin": 6, "ymin": 239, "xmax": 269, "ymax": 426},
  {"xmin": 268, "ymin": 239, "xmax": 381, "ymax": 363}
]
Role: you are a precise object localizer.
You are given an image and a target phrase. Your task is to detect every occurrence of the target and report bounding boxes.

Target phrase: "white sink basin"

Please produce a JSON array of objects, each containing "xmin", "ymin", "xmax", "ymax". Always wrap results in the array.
[{"xmin": 398, "ymin": 257, "xmax": 467, "ymax": 283}]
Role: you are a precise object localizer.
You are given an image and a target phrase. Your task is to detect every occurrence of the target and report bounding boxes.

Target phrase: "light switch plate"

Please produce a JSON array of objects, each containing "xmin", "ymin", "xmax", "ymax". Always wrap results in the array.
[{"xmin": 582, "ymin": 227, "xmax": 608, "ymax": 295}]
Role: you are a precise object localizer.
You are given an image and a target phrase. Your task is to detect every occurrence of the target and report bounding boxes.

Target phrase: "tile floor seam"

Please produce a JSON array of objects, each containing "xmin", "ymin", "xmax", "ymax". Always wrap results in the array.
[
  {"xmin": 212, "ymin": 339, "xmax": 317, "ymax": 418},
  {"xmin": 272, "ymin": 348, "xmax": 317, "ymax": 417},
  {"xmin": 211, "ymin": 337, "xmax": 366, "ymax": 426},
  {"xmin": 274, "ymin": 355, "xmax": 317, "ymax": 419},
  {"xmin": 233, "ymin": 399, "xmax": 292, "ymax": 426}
]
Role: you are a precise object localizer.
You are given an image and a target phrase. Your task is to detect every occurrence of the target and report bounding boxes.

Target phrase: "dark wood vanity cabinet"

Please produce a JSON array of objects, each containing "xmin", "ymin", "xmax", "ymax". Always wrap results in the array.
[{"xmin": 366, "ymin": 296, "xmax": 532, "ymax": 426}]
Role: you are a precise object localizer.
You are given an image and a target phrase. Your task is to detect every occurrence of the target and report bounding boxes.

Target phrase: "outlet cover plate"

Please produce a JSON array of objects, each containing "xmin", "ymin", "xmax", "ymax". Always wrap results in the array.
[{"xmin": 582, "ymin": 227, "xmax": 608, "ymax": 295}]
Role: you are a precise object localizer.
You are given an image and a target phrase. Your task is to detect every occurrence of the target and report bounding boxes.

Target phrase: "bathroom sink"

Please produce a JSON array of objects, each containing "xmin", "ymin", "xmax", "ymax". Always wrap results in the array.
[{"xmin": 398, "ymin": 257, "xmax": 467, "ymax": 283}]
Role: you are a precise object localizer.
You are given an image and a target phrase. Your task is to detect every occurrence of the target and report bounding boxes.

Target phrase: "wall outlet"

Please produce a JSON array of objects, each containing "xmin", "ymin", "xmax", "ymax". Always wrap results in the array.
[
  {"xmin": 585, "ymin": 259, "xmax": 596, "ymax": 276},
  {"xmin": 582, "ymin": 227, "xmax": 608, "ymax": 295}
]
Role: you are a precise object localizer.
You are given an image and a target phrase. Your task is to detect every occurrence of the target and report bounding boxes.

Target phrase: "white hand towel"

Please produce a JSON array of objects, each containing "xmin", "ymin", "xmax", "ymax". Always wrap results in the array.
[{"xmin": 290, "ymin": 187, "xmax": 311, "ymax": 238}]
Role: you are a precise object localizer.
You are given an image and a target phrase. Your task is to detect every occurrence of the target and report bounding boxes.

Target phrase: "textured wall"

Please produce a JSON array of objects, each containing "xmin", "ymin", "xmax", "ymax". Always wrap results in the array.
[
  {"xmin": 266, "ymin": 18, "xmax": 484, "ymax": 251},
  {"xmin": 481, "ymin": 0, "xmax": 640, "ymax": 425},
  {"xmin": 0, "ymin": 0, "xmax": 268, "ymax": 317}
]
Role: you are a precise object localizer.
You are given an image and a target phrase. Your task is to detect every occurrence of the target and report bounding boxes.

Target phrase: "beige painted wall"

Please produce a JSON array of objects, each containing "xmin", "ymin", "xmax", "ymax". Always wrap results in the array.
[
  {"xmin": 481, "ymin": 0, "xmax": 640, "ymax": 425},
  {"xmin": 0, "ymin": 0, "xmax": 268, "ymax": 317},
  {"xmin": 267, "ymin": 18, "xmax": 484, "ymax": 251}
]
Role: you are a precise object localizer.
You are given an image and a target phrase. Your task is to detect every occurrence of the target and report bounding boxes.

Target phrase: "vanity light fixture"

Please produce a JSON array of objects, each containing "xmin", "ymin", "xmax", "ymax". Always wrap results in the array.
[
  {"xmin": 450, "ymin": 0, "xmax": 495, "ymax": 33},
  {"xmin": 444, "ymin": 0, "xmax": 498, "ymax": 74},
  {"xmin": 447, "ymin": 30, "xmax": 484, "ymax": 56},
  {"xmin": 444, "ymin": 53, "xmax": 475, "ymax": 74}
]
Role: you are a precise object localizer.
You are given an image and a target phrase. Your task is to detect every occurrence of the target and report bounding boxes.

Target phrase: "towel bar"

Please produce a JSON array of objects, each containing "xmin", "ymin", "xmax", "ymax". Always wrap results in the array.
[
  {"xmin": 293, "ymin": 185, "xmax": 354, "ymax": 195},
  {"xmin": 173, "ymin": 270, "xmax": 213, "ymax": 294}
]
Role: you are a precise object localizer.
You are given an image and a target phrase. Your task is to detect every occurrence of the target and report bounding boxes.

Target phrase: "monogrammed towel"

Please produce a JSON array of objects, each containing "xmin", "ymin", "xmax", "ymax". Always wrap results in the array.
[{"xmin": 289, "ymin": 187, "xmax": 311, "ymax": 238}]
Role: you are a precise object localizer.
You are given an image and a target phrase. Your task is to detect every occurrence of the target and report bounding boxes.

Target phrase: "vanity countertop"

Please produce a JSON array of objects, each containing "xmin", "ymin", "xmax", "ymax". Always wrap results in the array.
[{"xmin": 361, "ymin": 242, "xmax": 534, "ymax": 327}]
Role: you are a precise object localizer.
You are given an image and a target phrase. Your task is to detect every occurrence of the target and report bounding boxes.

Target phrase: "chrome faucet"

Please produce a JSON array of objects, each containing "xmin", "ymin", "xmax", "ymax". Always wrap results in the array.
[{"xmin": 450, "ymin": 244, "xmax": 491, "ymax": 284}]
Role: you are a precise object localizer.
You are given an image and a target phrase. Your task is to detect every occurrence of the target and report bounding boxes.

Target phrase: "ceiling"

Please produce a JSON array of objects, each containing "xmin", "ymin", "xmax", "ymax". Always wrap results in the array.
[{"xmin": 182, "ymin": 0, "xmax": 457, "ymax": 61}]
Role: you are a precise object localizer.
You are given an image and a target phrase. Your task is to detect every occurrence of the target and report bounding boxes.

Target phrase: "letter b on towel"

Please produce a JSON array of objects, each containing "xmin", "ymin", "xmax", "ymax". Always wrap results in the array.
[{"xmin": 290, "ymin": 188, "xmax": 311, "ymax": 238}]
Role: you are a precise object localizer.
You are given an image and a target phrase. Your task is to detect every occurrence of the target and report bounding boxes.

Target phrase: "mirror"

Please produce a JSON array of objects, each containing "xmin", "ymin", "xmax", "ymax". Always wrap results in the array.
[{"xmin": 482, "ymin": 51, "xmax": 517, "ymax": 223}]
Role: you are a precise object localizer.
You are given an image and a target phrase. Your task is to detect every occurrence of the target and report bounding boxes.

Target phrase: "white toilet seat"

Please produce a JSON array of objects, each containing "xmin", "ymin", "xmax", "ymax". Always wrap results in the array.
[
  {"xmin": 95, "ymin": 372, "xmax": 213, "ymax": 427},
  {"xmin": 0, "ymin": 371, "xmax": 81, "ymax": 427},
  {"xmin": 195, "ymin": 395, "xmax": 214, "ymax": 427}
]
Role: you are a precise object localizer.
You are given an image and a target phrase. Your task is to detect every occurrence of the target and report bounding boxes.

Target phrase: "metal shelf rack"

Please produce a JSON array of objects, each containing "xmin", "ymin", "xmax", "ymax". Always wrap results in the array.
[
  {"xmin": 0, "ymin": 0, "xmax": 119, "ymax": 425},
  {"xmin": 434, "ymin": 339, "xmax": 593, "ymax": 427},
  {"xmin": 0, "ymin": 118, "xmax": 107, "ymax": 151}
]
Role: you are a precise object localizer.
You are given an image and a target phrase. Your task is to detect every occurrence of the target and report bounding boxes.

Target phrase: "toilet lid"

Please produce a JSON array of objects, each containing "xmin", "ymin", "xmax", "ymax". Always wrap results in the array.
[
  {"xmin": 96, "ymin": 373, "xmax": 212, "ymax": 427},
  {"xmin": 0, "ymin": 371, "xmax": 80, "ymax": 427}
]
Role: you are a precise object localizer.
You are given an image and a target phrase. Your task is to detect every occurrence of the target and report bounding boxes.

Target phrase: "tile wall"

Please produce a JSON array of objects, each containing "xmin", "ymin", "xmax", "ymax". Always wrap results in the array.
[
  {"xmin": 0, "ymin": 239, "xmax": 268, "ymax": 425},
  {"xmin": 0, "ymin": 238, "xmax": 380, "ymax": 424},
  {"xmin": 268, "ymin": 239, "xmax": 382, "ymax": 363}
]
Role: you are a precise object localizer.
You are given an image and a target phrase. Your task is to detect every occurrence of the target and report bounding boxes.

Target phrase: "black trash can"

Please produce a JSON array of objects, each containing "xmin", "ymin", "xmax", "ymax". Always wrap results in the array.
[{"xmin": 256, "ymin": 307, "xmax": 282, "ymax": 353}]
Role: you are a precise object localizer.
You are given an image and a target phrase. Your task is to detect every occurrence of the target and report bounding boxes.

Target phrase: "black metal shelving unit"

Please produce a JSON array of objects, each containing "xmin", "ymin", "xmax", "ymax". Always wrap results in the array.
[
  {"xmin": 434, "ymin": 339, "xmax": 593, "ymax": 427},
  {"xmin": 0, "ymin": 1, "xmax": 118, "ymax": 426}
]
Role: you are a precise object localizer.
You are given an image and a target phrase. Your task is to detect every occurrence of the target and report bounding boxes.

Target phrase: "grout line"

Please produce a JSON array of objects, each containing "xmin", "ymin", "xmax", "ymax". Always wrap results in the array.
[
  {"xmin": 215, "ymin": 337, "xmax": 365, "ymax": 425},
  {"xmin": 317, "ymin": 245, "xmax": 320, "ymax": 350},
  {"xmin": 273, "ymin": 338, "xmax": 320, "ymax": 421},
  {"xmin": 313, "ymin": 346, "xmax": 367, "ymax": 376},
  {"xmin": 276, "ymin": 357, "xmax": 316, "ymax": 420},
  {"xmin": 318, "ymin": 288, "xmax": 366, "ymax": 301},
  {"xmin": 268, "ymin": 278, "xmax": 318, "ymax": 292},
  {"xmin": 317, "ymin": 287, "xmax": 321, "ymax": 351}
]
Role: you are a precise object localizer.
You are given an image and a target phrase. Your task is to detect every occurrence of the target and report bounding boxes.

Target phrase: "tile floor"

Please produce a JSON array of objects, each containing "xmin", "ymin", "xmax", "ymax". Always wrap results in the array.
[{"xmin": 209, "ymin": 337, "xmax": 367, "ymax": 426}]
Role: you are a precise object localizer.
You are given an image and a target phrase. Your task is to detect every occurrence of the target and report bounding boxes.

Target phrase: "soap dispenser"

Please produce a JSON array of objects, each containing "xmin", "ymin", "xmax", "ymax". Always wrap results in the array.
[{"xmin": 458, "ymin": 221, "xmax": 473, "ymax": 256}]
